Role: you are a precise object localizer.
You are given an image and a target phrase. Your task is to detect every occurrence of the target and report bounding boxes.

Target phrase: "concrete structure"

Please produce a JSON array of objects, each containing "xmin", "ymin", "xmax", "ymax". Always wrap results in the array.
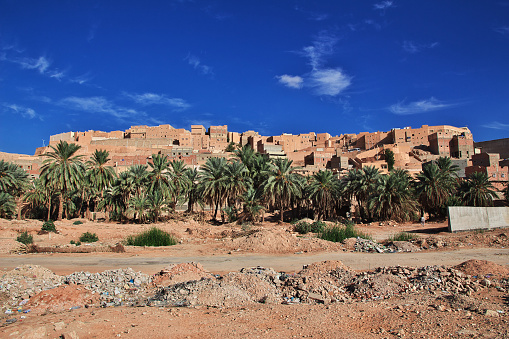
[
  {"xmin": 448, "ymin": 206, "xmax": 509, "ymax": 232},
  {"xmin": 475, "ymin": 138, "xmax": 509, "ymax": 160}
]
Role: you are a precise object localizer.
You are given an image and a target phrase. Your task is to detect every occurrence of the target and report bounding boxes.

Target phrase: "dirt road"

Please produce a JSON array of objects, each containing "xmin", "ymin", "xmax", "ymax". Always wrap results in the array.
[{"xmin": 1, "ymin": 247, "xmax": 508, "ymax": 274}]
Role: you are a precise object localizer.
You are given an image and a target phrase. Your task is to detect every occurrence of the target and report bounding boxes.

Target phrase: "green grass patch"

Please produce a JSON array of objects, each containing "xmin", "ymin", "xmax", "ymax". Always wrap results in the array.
[
  {"xmin": 318, "ymin": 222, "xmax": 371, "ymax": 243},
  {"xmin": 125, "ymin": 227, "xmax": 178, "ymax": 247},
  {"xmin": 73, "ymin": 220, "xmax": 83, "ymax": 225},
  {"xmin": 41, "ymin": 220, "xmax": 57, "ymax": 233},
  {"xmin": 16, "ymin": 231, "xmax": 33, "ymax": 245},
  {"xmin": 294, "ymin": 220, "xmax": 326, "ymax": 234},
  {"xmin": 387, "ymin": 232, "xmax": 419, "ymax": 242},
  {"xmin": 79, "ymin": 232, "xmax": 99, "ymax": 243}
]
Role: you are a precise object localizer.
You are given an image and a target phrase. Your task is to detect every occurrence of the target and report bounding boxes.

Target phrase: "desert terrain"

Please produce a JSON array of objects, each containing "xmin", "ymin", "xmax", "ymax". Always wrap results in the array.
[{"xmin": 0, "ymin": 216, "xmax": 508, "ymax": 338}]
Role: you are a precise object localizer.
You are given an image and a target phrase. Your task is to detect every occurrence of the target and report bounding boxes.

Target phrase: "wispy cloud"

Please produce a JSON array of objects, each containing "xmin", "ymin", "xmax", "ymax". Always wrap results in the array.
[
  {"xmin": 276, "ymin": 75, "xmax": 304, "ymax": 89},
  {"xmin": 482, "ymin": 121, "xmax": 509, "ymax": 130},
  {"xmin": 185, "ymin": 54, "xmax": 214, "ymax": 76},
  {"xmin": 60, "ymin": 96, "xmax": 144, "ymax": 120},
  {"xmin": 70, "ymin": 73, "xmax": 93, "ymax": 85},
  {"xmin": 373, "ymin": 1, "xmax": 395, "ymax": 10},
  {"xmin": 389, "ymin": 97, "xmax": 455, "ymax": 115},
  {"xmin": 494, "ymin": 26, "xmax": 509, "ymax": 35},
  {"xmin": 87, "ymin": 23, "xmax": 99, "ymax": 42},
  {"xmin": 402, "ymin": 41, "xmax": 439, "ymax": 54},
  {"xmin": 277, "ymin": 32, "xmax": 352, "ymax": 97},
  {"xmin": 2, "ymin": 103, "xmax": 40, "ymax": 119},
  {"xmin": 124, "ymin": 92, "xmax": 191, "ymax": 110}
]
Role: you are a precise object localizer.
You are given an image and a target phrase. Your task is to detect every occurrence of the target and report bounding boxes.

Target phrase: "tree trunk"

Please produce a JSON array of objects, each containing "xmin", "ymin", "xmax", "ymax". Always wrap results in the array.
[
  {"xmin": 47, "ymin": 199, "xmax": 51, "ymax": 221},
  {"xmin": 58, "ymin": 194, "xmax": 63, "ymax": 221}
]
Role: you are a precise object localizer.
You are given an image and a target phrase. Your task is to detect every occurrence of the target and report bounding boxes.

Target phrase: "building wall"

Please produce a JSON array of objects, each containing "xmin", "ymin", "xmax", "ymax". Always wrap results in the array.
[{"xmin": 475, "ymin": 138, "xmax": 509, "ymax": 160}]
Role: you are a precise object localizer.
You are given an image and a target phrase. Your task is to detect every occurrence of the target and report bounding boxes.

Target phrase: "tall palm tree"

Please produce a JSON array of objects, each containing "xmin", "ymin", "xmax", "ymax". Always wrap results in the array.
[
  {"xmin": 342, "ymin": 166, "xmax": 380, "ymax": 220},
  {"xmin": 185, "ymin": 168, "xmax": 201, "ymax": 213},
  {"xmin": 198, "ymin": 157, "xmax": 227, "ymax": 221},
  {"xmin": 39, "ymin": 141, "xmax": 85, "ymax": 220},
  {"xmin": 128, "ymin": 193, "xmax": 149, "ymax": 223},
  {"xmin": 0, "ymin": 160, "xmax": 30, "ymax": 219},
  {"xmin": 238, "ymin": 187, "xmax": 265, "ymax": 223},
  {"xmin": 168, "ymin": 160, "xmax": 191, "ymax": 211},
  {"xmin": 459, "ymin": 172, "xmax": 498, "ymax": 207},
  {"xmin": 86, "ymin": 150, "xmax": 116, "ymax": 215},
  {"xmin": 234, "ymin": 144, "xmax": 257, "ymax": 173},
  {"xmin": 306, "ymin": 170, "xmax": 341, "ymax": 221},
  {"xmin": 147, "ymin": 154, "xmax": 172, "ymax": 198},
  {"xmin": 414, "ymin": 161, "xmax": 458, "ymax": 218},
  {"xmin": 147, "ymin": 190, "xmax": 169, "ymax": 222},
  {"xmin": 262, "ymin": 158, "xmax": 303, "ymax": 222},
  {"xmin": 369, "ymin": 170, "xmax": 419, "ymax": 221},
  {"xmin": 0, "ymin": 192, "xmax": 16, "ymax": 219},
  {"xmin": 128, "ymin": 165, "xmax": 149, "ymax": 196},
  {"xmin": 223, "ymin": 160, "xmax": 252, "ymax": 209},
  {"xmin": 436, "ymin": 156, "xmax": 460, "ymax": 177}
]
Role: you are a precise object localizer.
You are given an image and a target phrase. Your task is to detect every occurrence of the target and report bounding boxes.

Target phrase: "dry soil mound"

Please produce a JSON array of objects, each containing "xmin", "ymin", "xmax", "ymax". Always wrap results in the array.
[
  {"xmin": 26, "ymin": 283, "xmax": 99, "ymax": 314},
  {"xmin": 228, "ymin": 229, "xmax": 343, "ymax": 254},
  {"xmin": 152, "ymin": 262, "xmax": 215, "ymax": 287},
  {"xmin": 453, "ymin": 260, "xmax": 509, "ymax": 279}
]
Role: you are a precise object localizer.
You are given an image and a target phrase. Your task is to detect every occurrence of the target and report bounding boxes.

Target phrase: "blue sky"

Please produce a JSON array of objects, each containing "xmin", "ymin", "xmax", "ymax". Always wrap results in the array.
[{"xmin": 1, "ymin": 1, "xmax": 509, "ymax": 154}]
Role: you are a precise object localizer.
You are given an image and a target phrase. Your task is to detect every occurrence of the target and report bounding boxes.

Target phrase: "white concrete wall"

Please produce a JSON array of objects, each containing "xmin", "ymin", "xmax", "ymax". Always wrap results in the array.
[{"xmin": 448, "ymin": 206, "xmax": 509, "ymax": 232}]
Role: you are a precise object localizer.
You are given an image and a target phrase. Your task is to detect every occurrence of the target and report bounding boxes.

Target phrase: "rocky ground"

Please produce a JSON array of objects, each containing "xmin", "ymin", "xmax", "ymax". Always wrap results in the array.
[{"xmin": 0, "ymin": 215, "xmax": 508, "ymax": 338}]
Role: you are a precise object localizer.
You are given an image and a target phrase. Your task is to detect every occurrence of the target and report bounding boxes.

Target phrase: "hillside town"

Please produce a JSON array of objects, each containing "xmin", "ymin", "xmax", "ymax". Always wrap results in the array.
[{"xmin": 1, "ymin": 123, "xmax": 508, "ymax": 190}]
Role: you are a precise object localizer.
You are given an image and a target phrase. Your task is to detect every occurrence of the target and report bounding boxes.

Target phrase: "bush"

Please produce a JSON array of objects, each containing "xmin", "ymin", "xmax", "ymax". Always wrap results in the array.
[
  {"xmin": 125, "ymin": 227, "xmax": 178, "ymax": 247},
  {"xmin": 79, "ymin": 232, "xmax": 98, "ymax": 243},
  {"xmin": 41, "ymin": 220, "xmax": 57, "ymax": 233},
  {"xmin": 16, "ymin": 231, "xmax": 33, "ymax": 245},
  {"xmin": 73, "ymin": 220, "xmax": 83, "ymax": 225},
  {"xmin": 294, "ymin": 221, "xmax": 311, "ymax": 234},
  {"xmin": 294, "ymin": 220, "xmax": 326, "ymax": 234},
  {"xmin": 70, "ymin": 240, "xmax": 81, "ymax": 246},
  {"xmin": 387, "ymin": 232, "xmax": 418, "ymax": 242},
  {"xmin": 318, "ymin": 222, "xmax": 371, "ymax": 243}
]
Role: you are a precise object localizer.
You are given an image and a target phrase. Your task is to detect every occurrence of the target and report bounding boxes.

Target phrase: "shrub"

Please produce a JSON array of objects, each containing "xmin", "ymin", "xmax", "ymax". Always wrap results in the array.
[
  {"xmin": 16, "ymin": 231, "xmax": 33, "ymax": 245},
  {"xmin": 79, "ymin": 232, "xmax": 98, "ymax": 243},
  {"xmin": 125, "ymin": 227, "xmax": 178, "ymax": 247},
  {"xmin": 294, "ymin": 221, "xmax": 311, "ymax": 234},
  {"xmin": 318, "ymin": 222, "xmax": 371, "ymax": 243},
  {"xmin": 41, "ymin": 220, "xmax": 57, "ymax": 233},
  {"xmin": 70, "ymin": 240, "xmax": 81, "ymax": 246},
  {"xmin": 387, "ymin": 232, "xmax": 418, "ymax": 242},
  {"xmin": 73, "ymin": 220, "xmax": 83, "ymax": 225},
  {"xmin": 310, "ymin": 221, "xmax": 326, "ymax": 233}
]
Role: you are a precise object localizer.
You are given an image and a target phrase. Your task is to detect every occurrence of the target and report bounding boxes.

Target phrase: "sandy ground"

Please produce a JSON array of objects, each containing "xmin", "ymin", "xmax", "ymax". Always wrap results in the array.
[{"xmin": 0, "ymin": 215, "xmax": 508, "ymax": 338}]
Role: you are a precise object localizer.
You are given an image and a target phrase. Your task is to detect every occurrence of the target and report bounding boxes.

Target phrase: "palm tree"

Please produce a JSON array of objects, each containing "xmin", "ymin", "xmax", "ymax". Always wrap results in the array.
[
  {"xmin": 342, "ymin": 166, "xmax": 380, "ymax": 220},
  {"xmin": 262, "ymin": 158, "xmax": 303, "ymax": 222},
  {"xmin": 504, "ymin": 182, "xmax": 509, "ymax": 203},
  {"xmin": 128, "ymin": 193, "xmax": 149, "ymax": 223},
  {"xmin": 223, "ymin": 160, "xmax": 252, "ymax": 208},
  {"xmin": 0, "ymin": 160, "xmax": 30, "ymax": 219},
  {"xmin": 168, "ymin": 160, "xmax": 191, "ymax": 211},
  {"xmin": 185, "ymin": 168, "xmax": 201, "ymax": 213},
  {"xmin": 414, "ymin": 161, "xmax": 458, "ymax": 218},
  {"xmin": 128, "ymin": 165, "xmax": 149, "ymax": 196},
  {"xmin": 0, "ymin": 192, "xmax": 16, "ymax": 218},
  {"xmin": 86, "ymin": 150, "xmax": 116, "ymax": 194},
  {"xmin": 459, "ymin": 172, "xmax": 498, "ymax": 207},
  {"xmin": 147, "ymin": 190, "xmax": 169, "ymax": 222},
  {"xmin": 369, "ymin": 170, "xmax": 419, "ymax": 221},
  {"xmin": 238, "ymin": 187, "xmax": 265, "ymax": 223},
  {"xmin": 234, "ymin": 144, "xmax": 257, "ymax": 173},
  {"xmin": 198, "ymin": 157, "xmax": 227, "ymax": 221},
  {"xmin": 39, "ymin": 141, "xmax": 85, "ymax": 220},
  {"xmin": 147, "ymin": 154, "xmax": 172, "ymax": 198},
  {"xmin": 306, "ymin": 170, "xmax": 341, "ymax": 221},
  {"xmin": 436, "ymin": 156, "xmax": 460, "ymax": 176}
]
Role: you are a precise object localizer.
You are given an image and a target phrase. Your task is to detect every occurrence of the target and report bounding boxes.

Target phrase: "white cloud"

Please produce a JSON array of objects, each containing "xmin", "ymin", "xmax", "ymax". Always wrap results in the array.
[
  {"xmin": 482, "ymin": 121, "xmax": 509, "ymax": 130},
  {"xmin": 124, "ymin": 92, "xmax": 191, "ymax": 110},
  {"xmin": 2, "ymin": 103, "xmax": 39, "ymax": 119},
  {"xmin": 308, "ymin": 68, "xmax": 351, "ymax": 96},
  {"xmin": 495, "ymin": 26, "xmax": 509, "ymax": 35},
  {"xmin": 70, "ymin": 73, "xmax": 92, "ymax": 85},
  {"xmin": 18, "ymin": 56, "xmax": 51, "ymax": 73},
  {"xmin": 277, "ymin": 32, "xmax": 352, "ymax": 97},
  {"xmin": 60, "ymin": 96, "xmax": 143, "ymax": 119},
  {"xmin": 373, "ymin": 1, "xmax": 394, "ymax": 10},
  {"xmin": 402, "ymin": 41, "xmax": 439, "ymax": 54},
  {"xmin": 185, "ymin": 54, "xmax": 213, "ymax": 76},
  {"xmin": 276, "ymin": 75, "xmax": 304, "ymax": 89},
  {"xmin": 389, "ymin": 97, "xmax": 455, "ymax": 115}
]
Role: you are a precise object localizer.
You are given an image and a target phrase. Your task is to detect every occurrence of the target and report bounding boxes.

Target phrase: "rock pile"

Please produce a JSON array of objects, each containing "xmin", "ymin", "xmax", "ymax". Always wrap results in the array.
[
  {"xmin": 65, "ymin": 268, "xmax": 152, "ymax": 307},
  {"xmin": 354, "ymin": 237, "xmax": 388, "ymax": 253}
]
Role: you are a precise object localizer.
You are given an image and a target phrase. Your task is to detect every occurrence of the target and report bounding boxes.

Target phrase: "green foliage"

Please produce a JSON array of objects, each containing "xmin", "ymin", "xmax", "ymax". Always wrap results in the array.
[
  {"xmin": 79, "ymin": 232, "xmax": 98, "ymax": 243},
  {"xmin": 459, "ymin": 172, "xmax": 499, "ymax": 207},
  {"xmin": 384, "ymin": 149, "xmax": 395, "ymax": 171},
  {"xmin": 41, "ymin": 220, "xmax": 57, "ymax": 233},
  {"xmin": 294, "ymin": 220, "xmax": 326, "ymax": 234},
  {"xmin": 16, "ymin": 231, "xmax": 33, "ymax": 245},
  {"xmin": 225, "ymin": 142, "xmax": 237, "ymax": 152},
  {"xmin": 223, "ymin": 206, "xmax": 238, "ymax": 222},
  {"xmin": 125, "ymin": 227, "xmax": 178, "ymax": 247},
  {"xmin": 318, "ymin": 222, "xmax": 371, "ymax": 243},
  {"xmin": 387, "ymin": 232, "xmax": 419, "ymax": 242},
  {"xmin": 70, "ymin": 240, "xmax": 81, "ymax": 246},
  {"xmin": 0, "ymin": 192, "xmax": 16, "ymax": 219},
  {"xmin": 73, "ymin": 220, "xmax": 83, "ymax": 225}
]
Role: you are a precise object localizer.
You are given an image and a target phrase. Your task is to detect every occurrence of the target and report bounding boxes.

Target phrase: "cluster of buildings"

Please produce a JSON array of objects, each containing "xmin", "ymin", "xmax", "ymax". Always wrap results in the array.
[{"xmin": 1, "ymin": 123, "xmax": 508, "ymax": 190}]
